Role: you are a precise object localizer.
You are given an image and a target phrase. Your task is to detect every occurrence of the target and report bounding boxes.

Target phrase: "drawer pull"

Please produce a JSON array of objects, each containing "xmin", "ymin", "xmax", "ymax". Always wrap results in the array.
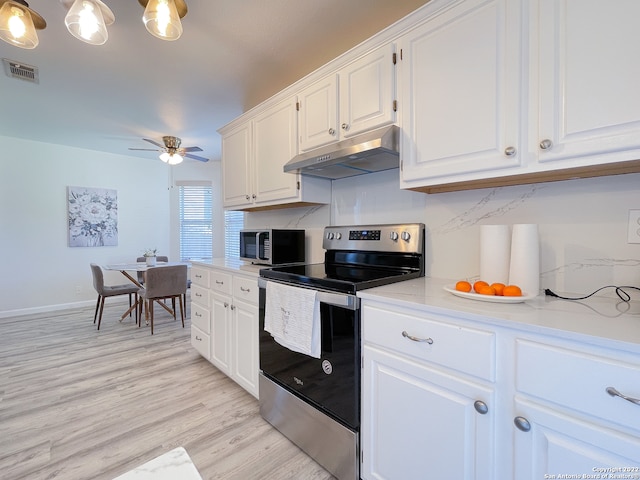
[
  {"xmin": 402, "ymin": 331, "xmax": 433, "ymax": 344},
  {"xmin": 224, "ymin": 302, "xmax": 229, "ymax": 308},
  {"xmin": 606, "ymin": 387, "xmax": 640, "ymax": 406},
  {"xmin": 514, "ymin": 416, "xmax": 531, "ymax": 432},
  {"xmin": 195, "ymin": 336, "xmax": 202, "ymax": 341},
  {"xmin": 216, "ymin": 280, "xmax": 224, "ymax": 285},
  {"xmin": 195, "ymin": 312, "xmax": 202, "ymax": 317},
  {"xmin": 240, "ymin": 286, "xmax": 251, "ymax": 292},
  {"xmin": 195, "ymin": 292, "xmax": 202, "ymax": 297},
  {"xmin": 474, "ymin": 400, "xmax": 488, "ymax": 415},
  {"xmin": 195, "ymin": 274, "xmax": 202, "ymax": 279}
]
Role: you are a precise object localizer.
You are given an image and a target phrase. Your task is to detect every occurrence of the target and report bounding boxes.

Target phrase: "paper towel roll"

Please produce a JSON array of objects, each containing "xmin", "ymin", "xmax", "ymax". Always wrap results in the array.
[
  {"xmin": 508, "ymin": 224, "xmax": 540, "ymax": 296},
  {"xmin": 479, "ymin": 225, "xmax": 511, "ymax": 284}
]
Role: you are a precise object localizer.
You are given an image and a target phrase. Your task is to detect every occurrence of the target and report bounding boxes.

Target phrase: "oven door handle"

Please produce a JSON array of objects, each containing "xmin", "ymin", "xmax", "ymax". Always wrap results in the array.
[{"xmin": 259, "ymin": 278, "xmax": 360, "ymax": 311}]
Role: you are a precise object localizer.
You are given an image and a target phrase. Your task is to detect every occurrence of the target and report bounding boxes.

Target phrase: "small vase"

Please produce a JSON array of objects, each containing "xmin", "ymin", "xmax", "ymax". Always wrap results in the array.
[{"xmin": 146, "ymin": 256, "xmax": 156, "ymax": 266}]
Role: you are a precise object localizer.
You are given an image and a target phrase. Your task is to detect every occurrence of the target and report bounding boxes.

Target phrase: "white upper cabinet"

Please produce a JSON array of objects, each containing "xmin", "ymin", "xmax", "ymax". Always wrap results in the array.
[
  {"xmin": 533, "ymin": 0, "xmax": 640, "ymax": 167},
  {"xmin": 221, "ymin": 95, "xmax": 330, "ymax": 210},
  {"xmin": 399, "ymin": 0, "xmax": 523, "ymax": 186},
  {"xmin": 298, "ymin": 43, "xmax": 397, "ymax": 152}
]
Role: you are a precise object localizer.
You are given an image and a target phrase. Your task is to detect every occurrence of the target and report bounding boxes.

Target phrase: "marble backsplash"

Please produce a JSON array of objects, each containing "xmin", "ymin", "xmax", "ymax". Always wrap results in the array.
[{"xmin": 246, "ymin": 170, "xmax": 640, "ymax": 296}]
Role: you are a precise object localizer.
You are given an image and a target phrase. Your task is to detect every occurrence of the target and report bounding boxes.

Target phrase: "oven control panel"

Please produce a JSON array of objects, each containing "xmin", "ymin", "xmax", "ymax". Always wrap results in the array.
[{"xmin": 323, "ymin": 223, "xmax": 424, "ymax": 253}]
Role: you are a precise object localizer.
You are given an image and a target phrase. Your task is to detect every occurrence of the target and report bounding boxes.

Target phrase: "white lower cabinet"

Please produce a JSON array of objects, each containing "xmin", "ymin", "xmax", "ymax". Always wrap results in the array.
[
  {"xmin": 190, "ymin": 264, "xmax": 259, "ymax": 399},
  {"xmin": 361, "ymin": 304, "xmax": 496, "ymax": 480},
  {"xmin": 361, "ymin": 298, "xmax": 640, "ymax": 479}
]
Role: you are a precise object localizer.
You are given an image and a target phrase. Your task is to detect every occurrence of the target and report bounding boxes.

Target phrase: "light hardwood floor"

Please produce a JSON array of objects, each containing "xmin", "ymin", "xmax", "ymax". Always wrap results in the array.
[{"xmin": 0, "ymin": 297, "xmax": 335, "ymax": 480}]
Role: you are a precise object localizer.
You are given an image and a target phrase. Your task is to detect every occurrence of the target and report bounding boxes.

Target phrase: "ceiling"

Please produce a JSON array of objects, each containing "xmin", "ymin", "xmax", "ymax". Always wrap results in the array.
[{"xmin": 0, "ymin": 0, "xmax": 430, "ymax": 164}]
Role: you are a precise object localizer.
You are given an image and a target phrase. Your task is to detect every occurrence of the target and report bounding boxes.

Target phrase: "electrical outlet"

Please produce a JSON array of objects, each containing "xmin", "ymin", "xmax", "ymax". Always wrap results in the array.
[{"xmin": 628, "ymin": 210, "xmax": 640, "ymax": 244}]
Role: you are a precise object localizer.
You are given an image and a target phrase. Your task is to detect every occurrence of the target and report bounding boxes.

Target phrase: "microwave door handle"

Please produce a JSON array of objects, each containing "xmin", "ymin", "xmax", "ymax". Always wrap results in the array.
[{"xmin": 257, "ymin": 232, "xmax": 268, "ymax": 261}]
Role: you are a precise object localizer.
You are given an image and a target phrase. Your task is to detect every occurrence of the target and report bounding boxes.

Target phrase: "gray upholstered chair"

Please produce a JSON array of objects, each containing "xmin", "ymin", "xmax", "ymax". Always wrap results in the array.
[
  {"xmin": 135, "ymin": 255, "xmax": 169, "ymax": 285},
  {"xmin": 90, "ymin": 263, "xmax": 139, "ymax": 330},
  {"xmin": 137, "ymin": 264, "xmax": 188, "ymax": 335}
]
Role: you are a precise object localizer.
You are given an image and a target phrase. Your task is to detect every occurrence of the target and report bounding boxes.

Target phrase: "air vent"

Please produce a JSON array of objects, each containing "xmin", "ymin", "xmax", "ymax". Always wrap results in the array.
[{"xmin": 3, "ymin": 58, "xmax": 39, "ymax": 83}]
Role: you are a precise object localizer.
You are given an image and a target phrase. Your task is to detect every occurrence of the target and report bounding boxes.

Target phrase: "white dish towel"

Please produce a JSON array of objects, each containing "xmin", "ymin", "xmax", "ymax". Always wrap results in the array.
[{"xmin": 264, "ymin": 281, "xmax": 321, "ymax": 359}]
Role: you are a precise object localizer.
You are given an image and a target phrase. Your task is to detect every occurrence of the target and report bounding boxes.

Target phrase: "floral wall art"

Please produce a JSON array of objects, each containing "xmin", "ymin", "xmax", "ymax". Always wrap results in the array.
[{"xmin": 67, "ymin": 186, "xmax": 118, "ymax": 247}]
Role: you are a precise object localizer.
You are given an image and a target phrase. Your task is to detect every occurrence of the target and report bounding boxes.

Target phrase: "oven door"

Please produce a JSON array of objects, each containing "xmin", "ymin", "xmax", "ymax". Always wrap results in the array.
[{"xmin": 258, "ymin": 278, "xmax": 360, "ymax": 430}]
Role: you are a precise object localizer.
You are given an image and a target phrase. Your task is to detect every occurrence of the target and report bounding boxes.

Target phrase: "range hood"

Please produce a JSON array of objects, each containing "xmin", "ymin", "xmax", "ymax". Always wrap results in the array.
[{"xmin": 284, "ymin": 125, "xmax": 399, "ymax": 180}]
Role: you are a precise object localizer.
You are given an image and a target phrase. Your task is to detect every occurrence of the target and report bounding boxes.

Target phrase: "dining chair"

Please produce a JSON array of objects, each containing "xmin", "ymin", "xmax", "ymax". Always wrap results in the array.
[
  {"xmin": 90, "ymin": 264, "xmax": 139, "ymax": 330},
  {"xmin": 135, "ymin": 255, "xmax": 169, "ymax": 285},
  {"xmin": 137, "ymin": 264, "xmax": 188, "ymax": 335}
]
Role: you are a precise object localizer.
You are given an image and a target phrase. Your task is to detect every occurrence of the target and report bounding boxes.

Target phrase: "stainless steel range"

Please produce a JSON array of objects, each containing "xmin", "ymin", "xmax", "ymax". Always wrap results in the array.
[{"xmin": 258, "ymin": 223, "xmax": 425, "ymax": 480}]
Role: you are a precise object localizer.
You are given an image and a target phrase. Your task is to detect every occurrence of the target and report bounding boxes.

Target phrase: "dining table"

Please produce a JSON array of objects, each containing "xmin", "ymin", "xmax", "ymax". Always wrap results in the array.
[{"xmin": 103, "ymin": 262, "xmax": 190, "ymax": 323}]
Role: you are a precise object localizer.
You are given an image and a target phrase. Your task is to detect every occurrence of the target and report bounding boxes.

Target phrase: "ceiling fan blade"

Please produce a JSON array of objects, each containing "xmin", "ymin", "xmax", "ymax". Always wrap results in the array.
[
  {"xmin": 129, "ymin": 148, "xmax": 159, "ymax": 151},
  {"xmin": 185, "ymin": 153, "xmax": 209, "ymax": 162},
  {"xmin": 182, "ymin": 146, "xmax": 203, "ymax": 152},
  {"xmin": 142, "ymin": 138, "xmax": 164, "ymax": 148}
]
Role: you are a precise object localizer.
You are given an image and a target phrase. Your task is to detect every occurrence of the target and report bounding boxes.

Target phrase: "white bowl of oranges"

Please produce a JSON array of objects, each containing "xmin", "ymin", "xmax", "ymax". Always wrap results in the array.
[{"xmin": 443, "ymin": 280, "xmax": 535, "ymax": 303}]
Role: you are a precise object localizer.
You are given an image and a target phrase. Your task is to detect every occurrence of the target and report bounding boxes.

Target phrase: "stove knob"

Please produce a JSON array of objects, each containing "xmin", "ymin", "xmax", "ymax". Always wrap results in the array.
[
  {"xmin": 335, "ymin": 232, "xmax": 342, "ymax": 240},
  {"xmin": 390, "ymin": 231, "xmax": 399, "ymax": 241},
  {"xmin": 327, "ymin": 232, "xmax": 335, "ymax": 240},
  {"xmin": 401, "ymin": 231, "xmax": 411, "ymax": 242}
]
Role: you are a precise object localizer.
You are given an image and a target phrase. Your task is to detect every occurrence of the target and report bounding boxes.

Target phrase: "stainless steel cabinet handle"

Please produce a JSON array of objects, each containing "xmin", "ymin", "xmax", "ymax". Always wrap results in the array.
[
  {"xmin": 240, "ymin": 287, "xmax": 250, "ymax": 292},
  {"xmin": 252, "ymin": 194, "xmax": 256, "ymax": 199},
  {"xmin": 245, "ymin": 195, "xmax": 250, "ymax": 201},
  {"xmin": 328, "ymin": 128, "xmax": 335, "ymax": 135},
  {"xmin": 504, "ymin": 146, "xmax": 516, "ymax": 156},
  {"xmin": 195, "ymin": 335, "xmax": 202, "ymax": 341},
  {"xmin": 341, "ymin": 123, "xmax": 349, "ymax": 131},
  {"xmin": 474, "ymin": 400, "xmax": 489, "ymax": 415},
  {"xmin": 216, "ymin": 280, "xmax": 224, "ymax": 285},
  {"xmin": 514, "ymin": 416, "xmax": 531, "ymax": 432},
  {"xmin": 230, "ymin": 305, "xmax": 236, "ymax": 310},
  {"xmin": 195, "ymin": 274, "xmax": 202, "ymax": 279},
  {"xmin": 223, "ymin": 302, "xmax": 229, "ymax": 308},
  {"xmin": 606, "ymin": 387, "xmax": 640, "ymax": 406},
  {"xmin": 401, "ymin": 330, "xmax": 433, "ymax": 344},
  {"xmin": 195, "ymin": 312, "xmax": 202, "ymax": 317},
  {"xmin": 539, "ymin": 139, "xmax": 553, "ymax": 150},
  {"xmin": 195, "ymin": 292, "xmax": 202, "ymax": 297}
]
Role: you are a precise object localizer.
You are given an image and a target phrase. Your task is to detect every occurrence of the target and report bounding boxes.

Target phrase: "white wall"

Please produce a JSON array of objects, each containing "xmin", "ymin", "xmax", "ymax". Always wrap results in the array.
[
  {"xmin": 0, "ymin": 135, "xmax": 217, "ymax": 317},
  {"xmin": 246, "ymin": 169, "xmax": 640, "ymax": 296}
]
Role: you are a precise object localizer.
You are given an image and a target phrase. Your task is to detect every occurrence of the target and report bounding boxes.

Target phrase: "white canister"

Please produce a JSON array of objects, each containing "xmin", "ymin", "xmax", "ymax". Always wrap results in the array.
[
  {"xmin": 508, "ymin": 224, "xmax": 540, "ymax": 296},
  {"xmin": 479, "ymin": 224, "xmax": 511, "ymax": 284},
  {"xmin": 146, "ymin": 256, "xmax": 156, "ymax": 266}
]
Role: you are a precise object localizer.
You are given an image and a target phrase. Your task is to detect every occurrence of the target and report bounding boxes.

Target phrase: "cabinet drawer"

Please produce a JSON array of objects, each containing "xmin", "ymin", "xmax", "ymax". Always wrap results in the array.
[
  {"xmin": 233, "ymin": 276, "xmax": 258, "ymax": 305},
  {"xmin": 210, "ymin": 270, "xmax": 232, "ymax": 295},
  {"xmin": 191, "ymin": 325, "xmax": 210, "ymax": 359},
  {"xmin": 191, "ymin": 284, "xmax": 209, "ymax": 307},
  {"xmin": 362, "ymin": 305, "xmax": 495, "ymax": 381},
  {"xmin": 191, "ymin": 303, "xmax": 210, "ymax": 333},
  {"xmin": 191, "ymin": 266, "xmax": 210, "ymax": 288},
  {"xmin": 515, "ymin": 340, "xmax": 640, "ymax": 431}
]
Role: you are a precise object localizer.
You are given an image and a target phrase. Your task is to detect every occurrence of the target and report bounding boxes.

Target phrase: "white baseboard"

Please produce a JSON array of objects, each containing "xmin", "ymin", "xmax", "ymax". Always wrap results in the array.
[{"xmin": 0, "ymin": 297, "xmax": 131, "ymax": 319}]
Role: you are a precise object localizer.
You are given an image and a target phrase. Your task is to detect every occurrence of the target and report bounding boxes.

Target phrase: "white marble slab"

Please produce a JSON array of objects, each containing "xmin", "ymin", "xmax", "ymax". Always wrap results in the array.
[{"xmin": 113, "ymin": 447, "xmax": 202, "ymax": 480}]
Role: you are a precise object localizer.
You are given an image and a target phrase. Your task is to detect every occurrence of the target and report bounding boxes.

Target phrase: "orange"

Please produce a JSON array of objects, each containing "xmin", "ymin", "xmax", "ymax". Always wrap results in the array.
[
  {"xmin": 473, "ymin": 280, "xmax": 489, "ymax": 293},
  {"xmin": 503, "ymin": 285, "xmax": 522, "ymax": 296},
  {"xmin": 490, "ymin": 283, "xmax": 505, "ymax": 296},
  {"xmin": 455, "ymin": 280, "xmax": 472, "ymax": 293},
  {"xmin": 476, "ymin": 284, "xmax": 496, "ymax": 295}
]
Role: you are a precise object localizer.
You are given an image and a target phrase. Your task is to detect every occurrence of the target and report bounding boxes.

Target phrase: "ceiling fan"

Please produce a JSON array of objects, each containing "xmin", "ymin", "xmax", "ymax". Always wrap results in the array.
[{"xmin": 129, "ymin": 136, "xmax": 209, "ymax": 164}]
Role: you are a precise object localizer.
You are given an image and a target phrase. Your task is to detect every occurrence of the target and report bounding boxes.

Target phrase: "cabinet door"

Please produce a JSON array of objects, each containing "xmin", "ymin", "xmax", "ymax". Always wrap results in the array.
[
  {"xmin": 210, "ymin": 291, "xmax": 232, "ymax": 375},
  {"xmin": 340, "ymin": 43, "xmax": 396, "ymax": 138},
  {"xmin": 222, "ymin": 121, "xmax": 253, "ymax": 208},
  {"xmin": 399, "ymin": 0, "xmax": 522, "ymax": 184},
  {"xmin": 513, "ymin": 398, "xmax": 640, "ymax": 479},
  {"xmin": 361, "ymin": 345, "xmax": 494, "ymax": 480},
  {"xmin": 534, "ymin": 0, "xmax": 640, "ymax": 167},
  {"xmin": 253, "ymin": 96, "xmax": 300, "ymax": 205},
  {"xmin": 298, "ymin": 73, "xmax": 338, "ymax": 151},
  {"xmin": 232, "ymin": 298, "xmax": 259, "ymax": 398}
]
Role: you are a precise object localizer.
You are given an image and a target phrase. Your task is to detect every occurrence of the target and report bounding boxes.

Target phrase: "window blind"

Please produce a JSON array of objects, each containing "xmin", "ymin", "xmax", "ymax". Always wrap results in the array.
[
  {"xmin": 224, "ymin": 210, "xmax": 244, "ymax": 258},
  {"xmin": 179, "ymin": 185, "xmax": 213, "ymax": 261}
]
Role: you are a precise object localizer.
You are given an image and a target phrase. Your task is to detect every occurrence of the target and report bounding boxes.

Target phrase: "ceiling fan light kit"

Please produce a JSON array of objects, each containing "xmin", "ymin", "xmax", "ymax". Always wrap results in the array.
[
  {"xmin": 140, "ymin": 0, "xmax": 185, "ymax": 41},
  {"xmin": 61, "ymin": 0, "xmax": 114, "ymax": 46},
  {"xmin": 0, "ymin": 0, "xmax": 44, "ymax": 49},
  {"xmin": 129, "ymin": 136, "xmax": 208, "ymax": 165},
  {"xmin": 0, "ymin": 0, "xmax": 190, "ymax": 49}
]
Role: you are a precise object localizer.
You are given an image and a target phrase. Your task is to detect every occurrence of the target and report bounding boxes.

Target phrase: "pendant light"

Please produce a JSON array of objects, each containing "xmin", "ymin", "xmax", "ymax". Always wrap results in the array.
[
  {"xmin": 60, "ymin": 0, "xmax": 114, "ymax": 46},
  {"xmin": 139, "ymin": 0, "xmax": 187, "ymax": 41},
  {"xmin": 0, "ymin": 0, "xmax": 46, "ymax": 49}
]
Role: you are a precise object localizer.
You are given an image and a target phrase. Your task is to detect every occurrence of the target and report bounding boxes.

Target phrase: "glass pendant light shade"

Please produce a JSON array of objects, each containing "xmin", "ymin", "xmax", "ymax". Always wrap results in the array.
[
  {"xmin": 167, "ymin": 153, "xmax": 183, "ymax": 165},
  {"xmin": 159, "ymin": 152, "xmax": 171, "ymax": 163},
  {"xmin": 0, "ymin": 1, "xmax": 39, "ymax": 49},
  {"xmin": 63, "ymin": 0, "xmax": 113, "ymax": 46},
  {"xmin": 142, "ymin": 0, "xmax": 182, "ymax": 41}
]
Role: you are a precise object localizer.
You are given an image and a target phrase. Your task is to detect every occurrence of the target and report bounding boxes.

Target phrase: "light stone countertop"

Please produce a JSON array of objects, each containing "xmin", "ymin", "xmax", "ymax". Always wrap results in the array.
[
  {"xmin": 112, "ymin": 447, "xmax": 202, "ymax": 480},
  {"xmin": 358, "ymin": 277, "xmax": 640, "ymax": 351},
  {"xmin": 190, "ymin": 258, "xmax": 266, "ymax": 276}
]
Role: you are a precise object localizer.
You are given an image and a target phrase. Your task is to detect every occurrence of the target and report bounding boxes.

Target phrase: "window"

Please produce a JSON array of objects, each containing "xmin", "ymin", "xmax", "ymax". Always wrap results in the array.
[
  {"xmin": 224, "ymin": 210, "xmax": 244, "ymax": 258},
  {"xmin": 179, "ymin": 185, "xmax": 213, "ymax": 261}
]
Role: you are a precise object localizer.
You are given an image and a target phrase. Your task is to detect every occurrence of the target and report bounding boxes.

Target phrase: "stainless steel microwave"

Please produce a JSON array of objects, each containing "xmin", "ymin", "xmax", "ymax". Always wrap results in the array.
[{"xmin": 239, "ymin": 229, "xmax": 305, "ymax": 265}]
